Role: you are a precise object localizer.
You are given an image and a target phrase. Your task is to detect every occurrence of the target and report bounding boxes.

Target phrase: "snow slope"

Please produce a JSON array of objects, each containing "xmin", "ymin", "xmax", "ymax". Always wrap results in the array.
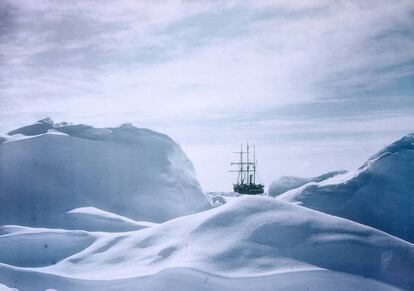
[
  {"xmin": 0, "ymin": 119, "xmax": 210, "ymax": 227},
  {"xmin": 269, "ymin": 170, "xmax": 347, "ymax": 197},
  {"xmin": 64, "ymin": 207, "xmax": 157, "ymax": 232},
  {"xmin": 0, "ymin": 283, "xmax": 16, "ymax": 291},
  {"xmin": 1, "ymin": 121, "xmax": 413, "ymax": 290},
  {"xmin": 0, "ymin": 267, "xmax": 400, "ymax": 291},
  {"xmin": 0, "ymin": 197, "xmax": 412, "ymax": 290},
  {"xmin": 0, "ymin": 225, "xmax": 95, "ymax": 268},
  {"xmin": 279, "ymin": 133, "xmax": 414, "ymax": 243}
]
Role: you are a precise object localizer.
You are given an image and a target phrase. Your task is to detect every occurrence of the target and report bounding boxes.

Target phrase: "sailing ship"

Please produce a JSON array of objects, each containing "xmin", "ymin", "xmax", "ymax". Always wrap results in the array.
[{"xmin": 230, "ymin": 143, "xmax": 264, "ymax": 195}]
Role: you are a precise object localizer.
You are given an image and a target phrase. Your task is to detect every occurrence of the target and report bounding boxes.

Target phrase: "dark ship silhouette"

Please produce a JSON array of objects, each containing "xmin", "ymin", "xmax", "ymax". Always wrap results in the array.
[{"xmin": 230, "ymin": 143, "xmax": 264, "ymax": 195}]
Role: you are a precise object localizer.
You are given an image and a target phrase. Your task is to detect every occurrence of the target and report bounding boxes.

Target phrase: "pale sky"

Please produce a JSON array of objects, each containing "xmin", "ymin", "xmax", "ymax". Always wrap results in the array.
[{"xmin": 1, "ymin": 0, "xmax": 413, "ymax": 191}]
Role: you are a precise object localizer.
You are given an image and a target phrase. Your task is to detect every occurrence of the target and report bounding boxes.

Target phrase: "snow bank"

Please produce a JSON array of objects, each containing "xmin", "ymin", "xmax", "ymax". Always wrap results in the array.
[
  {"xmin": 1, "ymin": 122, "xmax": 412, "ymax": 290},
  {"xmin": 0, "ymin": 267, "xmax": 399, "ymax": 291},
  {"xmin": 0, "ymin": 196, "xmax": 404, "ymax": 290},
  {"xmin": 0, "ymin": 225, "xmax": 95, "ymax": 267},
  {"xmin": 269, "ymin": 170, "xmax": 346, "ymax": 197},
  {"xmin": 279, "ymin": 133, "xmax": 414, "ymax": 243},
  {"xmin": 0, "ymin": 282, "xmax": 16, "ymax": 291},
  {"xmin": 0, "ymin": 119, "xmax": 210, "ymax": 227},
  {"xmin": 64, "ymin": 207, "xmax": 157, "ymax": 232},
  {"xmin": 0, "ymin": 196, "xmax": 412, "ymax": 290},
  {"xmin": 205, "ymin": 191, "xmax": 241, "ymax": 207}
]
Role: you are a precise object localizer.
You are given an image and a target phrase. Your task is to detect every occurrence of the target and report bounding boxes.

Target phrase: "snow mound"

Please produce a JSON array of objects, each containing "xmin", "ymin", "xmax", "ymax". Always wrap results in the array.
[
  {"xmin": 64, "ymin": 207, "xmax": 157, "ymax": 232},
  {"xmin": 7, "ymin": 118, "xmax": 53, "ymax": 136},
  {"xmin": 0, "ymin": 226, "xmax": 95, "ymax": 267},
  {"xmin": 0, "ymin": 197, "xmax": 411, "ymax": 290},
  {"xmin": 0, "ymin": 283, "xmax": 16, "ymax": 291},
  {"xmin": 0, "ymin": 119, "xmax": 210, "ymax": 227},
  {"xmin": 269, "ymin": 170, "xmax": 347, "ymax": 197},
  {"xmin": 16, "ymin": 196, "xmax": 410, "ymax": 290},
  {"xmin": 0, "ymin": 267, "xmax": 400, "ymax": 291},
  {"xmin": 206, "ymin": 191, "xmax": 241, "ymax": 207},
  {"xmin": 279, "ymin": 133, "xmax": 414, "ymax": 243}
]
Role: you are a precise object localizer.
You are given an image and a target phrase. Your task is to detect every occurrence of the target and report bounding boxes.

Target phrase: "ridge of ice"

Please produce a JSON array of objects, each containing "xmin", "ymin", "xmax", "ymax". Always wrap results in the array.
[
  {"xmin": 278, "ymin": 133, "xmax": 414, "ymax": 243},
  {"xmin": 0, "ymin": 119, "xmax": 211, "ymax": 227}
]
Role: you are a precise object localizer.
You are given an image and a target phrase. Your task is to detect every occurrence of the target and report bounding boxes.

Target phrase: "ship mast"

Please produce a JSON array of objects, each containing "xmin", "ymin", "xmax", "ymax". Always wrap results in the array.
[
  {"xmin": 230, "ymin": 144, "xmax": 245, "ymax": 185},
  {"xmin": 230, "ymin": 143, "xmax": 256, "ymax": 186},
  {"xmin": 246, "ymin": 143, "xmax": 250, "ymax": 185},
  {"xmin": 253, "ymin": 144, "xmax": 256, "ymax": 184},
  {"xmin": 239, "ymin": 144, "xmax": 243, "ymax": 185}
]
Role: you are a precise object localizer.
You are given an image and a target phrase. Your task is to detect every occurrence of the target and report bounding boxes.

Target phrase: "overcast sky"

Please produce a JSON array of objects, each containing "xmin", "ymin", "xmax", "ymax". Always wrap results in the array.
[{"xmin": 1, "ymin": 0, "xmax": 413, "ymax": 191}]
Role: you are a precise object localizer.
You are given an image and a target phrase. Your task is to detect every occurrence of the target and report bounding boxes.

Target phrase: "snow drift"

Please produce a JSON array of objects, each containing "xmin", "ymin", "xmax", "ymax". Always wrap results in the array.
[
  {"xmin": 279, "ymin": 133, "xmax": 414, "ymax": 243},
  {"xmin": 0, "ymin": 196, "xmax": 412, "ymax": 290},
  {"xmin": 0, "ymin": 225, "xmax": 95, "ymax": 268},
  {"xmin": 64, "ymin": 207, "xmax": 157, "ymax": 232},
  {"xmin": 0, "ymin": 118, "xmax": 210, "ymax": 227},
  {"xmin": 269, "ymin": 170, "xmax": 346, "ymax": 197},
  {"xmin": 1, "ymin": 120, "xmax": 413, "ymax": 290}
]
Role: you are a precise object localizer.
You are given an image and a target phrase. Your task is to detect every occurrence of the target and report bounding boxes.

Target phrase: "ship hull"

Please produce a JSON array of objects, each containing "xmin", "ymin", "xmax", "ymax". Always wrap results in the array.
[{"xmin": 233, "ymin": 184, "xmax": 264, "ymax": 195}]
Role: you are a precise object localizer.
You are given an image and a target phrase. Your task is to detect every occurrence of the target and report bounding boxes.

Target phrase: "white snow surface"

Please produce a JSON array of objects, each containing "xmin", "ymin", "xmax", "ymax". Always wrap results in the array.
[
  {"xmin": 278, "ymin": 133, "xmax": 414, "ymax": 243},
  {"xmin": 64, "ymin": 207, "xmax": 157, "ymax": 232},
  {"xmin": 1, "ymin": 121, "xmax": 413, "ymax": 290},
  {"xmin": 0, "ymin": 196, "xmax": 412, "ymax": 290},
  {"xmin": 0, "ymin": 119, "xmax": 210, "ymax": 227},
  {"xmin": 269, "ymin": 170, "xmax": 347, "ymax": 197},
  {"xmin": 0, "ymin": 283, "xmax": 17, "ymax": 291},
  {"xmin": 206, "ymin": 191, "xmax": 241, "ymax": 207}
]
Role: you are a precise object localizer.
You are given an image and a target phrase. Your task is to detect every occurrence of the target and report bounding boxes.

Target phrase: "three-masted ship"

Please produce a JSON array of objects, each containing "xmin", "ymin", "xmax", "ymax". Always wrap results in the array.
[{"xmin": 230, "ymin": 143, "xmax": 264, "ymax": 195}]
